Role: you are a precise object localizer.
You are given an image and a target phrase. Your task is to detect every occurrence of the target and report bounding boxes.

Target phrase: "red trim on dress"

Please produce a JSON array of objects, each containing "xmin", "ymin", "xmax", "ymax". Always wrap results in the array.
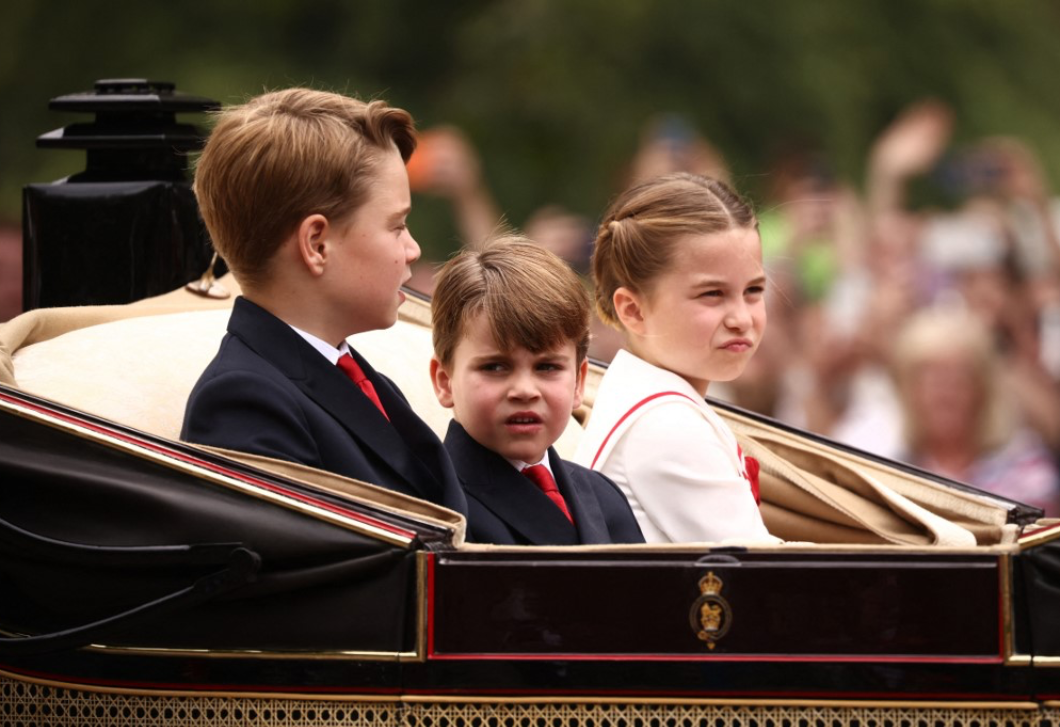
[
  {"xmin": 590, "ymin": 391, "xmax": 694, "ymax": 469},
  {"xmin": 590, "ymin": 390, "xmax": 759, "ymax": 504}
]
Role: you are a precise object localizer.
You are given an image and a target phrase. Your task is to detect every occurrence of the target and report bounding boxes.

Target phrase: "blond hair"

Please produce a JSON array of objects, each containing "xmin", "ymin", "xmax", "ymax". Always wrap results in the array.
[
  {"xmin": 432, "ymin": 236, "xmax": 591, "ymax": 367},
  {"xmin": 892, "ymin": 306, "xmax": 1012, "ymax": 453},
  {"xmin": 591, "ymin": 172, "xmax": 757, "ymax": 328},
  {"xmin": 194, "ymin": 88, "xmax": 416, "ymax": 287}
]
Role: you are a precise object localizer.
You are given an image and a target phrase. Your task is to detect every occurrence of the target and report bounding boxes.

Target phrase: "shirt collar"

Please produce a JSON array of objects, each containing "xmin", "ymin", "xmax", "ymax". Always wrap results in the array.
[
  {"xmin": 507, "ymin": 453, "xmax": 553, "ymax": 477},
  {"xmin": 289, "ymin": 324, "xmax": 348, "ymax": 365}
]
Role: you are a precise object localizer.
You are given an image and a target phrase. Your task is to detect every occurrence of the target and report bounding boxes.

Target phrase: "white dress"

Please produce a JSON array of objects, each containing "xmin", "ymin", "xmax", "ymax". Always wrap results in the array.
[{"xmin": 574, "ymin": 349, "xmax": 773, "ymax": 544}]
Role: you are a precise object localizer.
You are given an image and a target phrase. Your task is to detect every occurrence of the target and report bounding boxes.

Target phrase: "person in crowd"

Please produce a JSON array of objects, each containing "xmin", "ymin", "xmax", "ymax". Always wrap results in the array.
[
  {"xmin": 892, "ymin": 307, "xmax": 1060, "ymax": 515},
  {"xmin": 574, "ymin": 173, "xmax": 776, "ymax": 543},
  {"xmin": 406, "ymin": 125, "xmax": 503, "ymax": 251},
  {"xmin": 625, "ymin": 113, "xmax": 731, "ymax": 187},
  {"xmin": 181, "ymin": 88, "xmax": 467, "ymax": 515},
  {"xmin": 827, "ymin": 101, "xmax": 1060, "ymax": 464},
  {"xmin": 429, "ymin": 236, "xmax": 644, "ymax": 545},
  {"xmin": 760, "ymin": 102, "xmax": 955, "ymax": 458}
]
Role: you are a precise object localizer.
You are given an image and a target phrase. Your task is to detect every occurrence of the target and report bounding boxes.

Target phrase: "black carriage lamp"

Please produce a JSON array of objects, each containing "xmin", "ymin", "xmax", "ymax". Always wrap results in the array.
[
  {"xmin": 37, "ymin": 78, "xmax": 219, "ymax": 182},
  {"xmin": 22, "ymin": 78, "xmax": 225, "ymax": 310}
]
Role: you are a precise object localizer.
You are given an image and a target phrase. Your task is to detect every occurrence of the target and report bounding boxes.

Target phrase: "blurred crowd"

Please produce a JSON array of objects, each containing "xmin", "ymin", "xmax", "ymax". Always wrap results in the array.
[{"xmin": 408, "ymin": 101, "xmax": 1060, "ymax": 516}]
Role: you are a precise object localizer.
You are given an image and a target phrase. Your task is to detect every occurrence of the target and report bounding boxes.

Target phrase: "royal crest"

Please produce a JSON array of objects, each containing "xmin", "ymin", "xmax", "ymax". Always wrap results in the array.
[{"xmin": 689, "ymin": 571, "xmax": 732, "ymax": 649}]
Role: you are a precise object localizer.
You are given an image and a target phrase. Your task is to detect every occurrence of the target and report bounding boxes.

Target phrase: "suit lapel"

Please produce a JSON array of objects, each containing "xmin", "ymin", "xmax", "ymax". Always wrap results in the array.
[
  {"xmin": 227, "ymin": 298, "xmax": 447, "ymax": 502},
  {"xmin": 347, "ymin": 349, "xmax": 465, "ymax": 511},
  {"xmin": 549, "ymin": 450, "xmax": 610, "ymax": 545},
  {"xmin": 446, "ymin": 422, "xmax": 578, "ymax": 545}
]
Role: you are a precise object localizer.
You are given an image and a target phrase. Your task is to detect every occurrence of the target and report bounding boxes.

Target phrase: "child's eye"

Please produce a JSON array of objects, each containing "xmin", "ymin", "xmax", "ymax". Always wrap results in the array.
[
  {"xmin": 536, "ymin": 362, "xmax": 563, "ymax": 372},
  {"xmin": 745, "ymin": 285, "xmax": 765, "ymax": 297},
  {"xmin": 698, "ymin": 289, "xmax": 724, "ymax": 299},
  {"xmin": 479, "ymin": 362, "xmax": 506, "ymax": 373}
]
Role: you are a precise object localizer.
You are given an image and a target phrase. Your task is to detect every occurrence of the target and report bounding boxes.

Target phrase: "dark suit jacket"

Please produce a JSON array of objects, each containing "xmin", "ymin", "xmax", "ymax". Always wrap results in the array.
[
  {"xmin": 444, "ymin": 420, "xmax": 643, "ymax": 545},
  {"xmin": 181, "ymin": 297, "xmax": 467, "ymax": 515}
]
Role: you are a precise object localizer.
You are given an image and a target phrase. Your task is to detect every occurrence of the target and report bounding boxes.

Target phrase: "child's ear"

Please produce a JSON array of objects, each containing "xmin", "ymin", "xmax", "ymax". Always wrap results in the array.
[
  {"xmin": 572, "ymin": 358, "xmax": 589, "ymax": 411},
  {"xmin": 296, "ymin": 214, "xmax": 330, "ymax": 276},
  {"xmin": 613, "ymin": 287, "xmax": 647, "ymax": 335},
  {"xmin": 429, "ymin": 356, "xmax": 455, "ymax": 409}
]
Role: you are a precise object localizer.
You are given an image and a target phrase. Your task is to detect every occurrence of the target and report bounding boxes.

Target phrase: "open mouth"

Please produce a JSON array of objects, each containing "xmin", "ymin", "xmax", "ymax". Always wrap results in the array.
[
  {"xmin": 506, "ymin": 413, "xmax": 543, "ymax": 425},
  {"xmin": 505, "ymin": 413, "xmax": 544, "ymax": 434}
]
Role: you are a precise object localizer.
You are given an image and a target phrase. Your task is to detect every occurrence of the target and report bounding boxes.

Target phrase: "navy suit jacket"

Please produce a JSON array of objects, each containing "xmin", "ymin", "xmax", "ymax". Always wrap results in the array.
[
  {"xmin": 444, "ymin": 420, "xmax": 643, "ymax": 545},
  {"xmin": 181, "ymin": 297, "xmax": 467, "ymax": 515}
]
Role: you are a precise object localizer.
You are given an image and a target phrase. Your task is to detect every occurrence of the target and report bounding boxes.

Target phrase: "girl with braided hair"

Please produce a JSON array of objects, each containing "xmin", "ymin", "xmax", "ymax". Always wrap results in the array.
[{"xmin": 574, "ymin": 173, "xmax": 776, "ymax": 543}]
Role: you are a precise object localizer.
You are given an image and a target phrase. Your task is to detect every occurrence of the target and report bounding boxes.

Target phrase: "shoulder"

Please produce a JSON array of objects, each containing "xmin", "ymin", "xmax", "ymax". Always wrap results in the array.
[
  {"xmin": 560, "ymin": 457, "xmax": 606, "ymax": 483},
  {"xmin": 562, "ymin": 456, "xmax": 611, "ymax": 480},
  {"xmin": 184, "ymin": 331, "xmax": 314, "ymax": 439},
  {"xmin": 558, "ymin": 456, "xmax": 644, "ymax": 543},
  {"xmin": 622, "ymin": 396, "xmax": 717, "ymax": 444},
  {"xmin": 614, "ymin": 400, "xmax": 738, "ymax": 479},
  {"xmin": 590, "ymin": 352, "xmax": 708, "ymax": 433},
  {"xmin": 578, "ymin": 384, "xmax": 710, "ymax": 469},
  {"xmin": 190, "ymin": 334, "xmax": 297, "ymax": 397},
  {"xmin": 183, "ymin": 359, "xmax": 310, "ymax": 439},
  {"xmin": 560, "ymin": 457, "xmax": 626, "ymax": 499}
]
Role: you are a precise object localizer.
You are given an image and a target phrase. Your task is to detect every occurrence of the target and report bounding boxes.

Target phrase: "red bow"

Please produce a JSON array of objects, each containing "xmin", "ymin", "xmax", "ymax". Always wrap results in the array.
[
  {"xmin": 737, "ymin": 444, "xmax": 761, "ymax": 506},
  {"xmin": 745, "ymin": 455, "xmax": 761, "ymax": 505}
]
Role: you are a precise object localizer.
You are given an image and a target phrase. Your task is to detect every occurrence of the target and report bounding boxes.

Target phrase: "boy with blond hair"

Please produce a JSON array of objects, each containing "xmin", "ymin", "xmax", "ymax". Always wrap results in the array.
[
  {"xmin": 182, "ymin": 88, "xmax": 466, "ymax": 515},
  {"xmin": 429, "ymin": 237, "xmax": 642, "ymax": 544}
]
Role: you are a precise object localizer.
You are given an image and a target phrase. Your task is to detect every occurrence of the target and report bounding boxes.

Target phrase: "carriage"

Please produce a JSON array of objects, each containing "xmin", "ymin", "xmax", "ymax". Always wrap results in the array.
[{"xmin": 1, "ymin": 277, "xmax": 1058, "ymax": 727}]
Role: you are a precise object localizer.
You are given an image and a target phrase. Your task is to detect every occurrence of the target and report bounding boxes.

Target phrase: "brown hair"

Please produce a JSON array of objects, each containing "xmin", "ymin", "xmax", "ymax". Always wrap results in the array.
[
  {"xmin": 591, "ymin": 172, "xmax": 757, "ymax": 328},
  {"xmin": 193, "ymin": 88, "xmax": 416, "ymax": 287},
  {"xmin": 432, "ymin": 235, "xmax": 591, "ymax": 367}
]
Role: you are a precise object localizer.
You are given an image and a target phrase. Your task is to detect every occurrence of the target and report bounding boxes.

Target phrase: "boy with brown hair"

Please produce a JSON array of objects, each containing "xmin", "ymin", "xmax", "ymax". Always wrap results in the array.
[
  {"xmin": 182, "ymin": 88, "xmax": 466, "ymax": 515},
  {"xmin": 429, "ymin": 236, "xmax": 642, "ymax": 544}
]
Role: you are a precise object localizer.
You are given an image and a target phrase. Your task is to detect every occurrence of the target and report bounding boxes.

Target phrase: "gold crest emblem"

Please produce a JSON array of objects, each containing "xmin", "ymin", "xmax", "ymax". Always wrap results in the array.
[{"xmin": 689, "ymin": 571, "xmax": 732, "ymax": 649}]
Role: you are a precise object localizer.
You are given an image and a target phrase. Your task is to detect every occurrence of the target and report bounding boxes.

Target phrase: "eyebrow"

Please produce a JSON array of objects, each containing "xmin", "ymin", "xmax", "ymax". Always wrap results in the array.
[
  {"xmin": 691, "ymin": 275, "xmax": 767, "ymax": 289},
  {"xmin": 467, "ymin": 351, "xmax": 507, "ymax": 364},
  {"xmin": 388, "ymin": 205, "xmax": 412, "ymax": 222}
]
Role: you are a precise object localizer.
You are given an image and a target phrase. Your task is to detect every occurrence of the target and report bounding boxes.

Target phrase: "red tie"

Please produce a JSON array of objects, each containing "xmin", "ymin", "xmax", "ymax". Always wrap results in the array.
[
  {"xmin": 522, "ymin": 464, "xmax": 573, "ymax": 524},
  {"xmin": 337, "ymin": 353, "xmax": 389, "ymax": 421}
]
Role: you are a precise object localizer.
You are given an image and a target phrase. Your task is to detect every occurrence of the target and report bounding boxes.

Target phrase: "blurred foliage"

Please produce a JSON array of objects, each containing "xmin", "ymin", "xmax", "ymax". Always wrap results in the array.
[{"xmin": 3, "ymin": 0, "xmax": 1060, "ymax": 260}]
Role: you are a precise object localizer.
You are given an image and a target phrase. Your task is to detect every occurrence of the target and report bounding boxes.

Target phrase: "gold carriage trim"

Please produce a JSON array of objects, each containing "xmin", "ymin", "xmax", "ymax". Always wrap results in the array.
[
  {"xmin": 1019, "ymin": 520, "xmax": 1060, "ymax": 549},
  {"xmin": 1, "ymin": 676, "xmax": 1055, "ymax": 727}
]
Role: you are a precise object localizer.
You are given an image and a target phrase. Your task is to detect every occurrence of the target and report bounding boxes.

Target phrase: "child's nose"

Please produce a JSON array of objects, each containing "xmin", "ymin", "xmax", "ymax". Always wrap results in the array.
[
  {"xmin": 405, "ymin": 231, "xmax": 421, "ymax": 264},
  {"xmin": 507, "ymin": 370, "xmax": 540, "ymax": 399},
  {"xmin": 725, "ymin": 301, "xmax": 752, "ymax": 330}
]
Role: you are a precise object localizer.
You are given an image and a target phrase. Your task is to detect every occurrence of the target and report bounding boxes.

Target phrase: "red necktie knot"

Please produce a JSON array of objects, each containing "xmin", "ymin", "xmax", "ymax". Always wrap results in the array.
[
  {"xmin": 522, "ymin": 464, "xmax": 573, "ymax": 524},
  {"xmin": 337, "ymin": 353, "xmax": 389, "ymax": 421}
]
